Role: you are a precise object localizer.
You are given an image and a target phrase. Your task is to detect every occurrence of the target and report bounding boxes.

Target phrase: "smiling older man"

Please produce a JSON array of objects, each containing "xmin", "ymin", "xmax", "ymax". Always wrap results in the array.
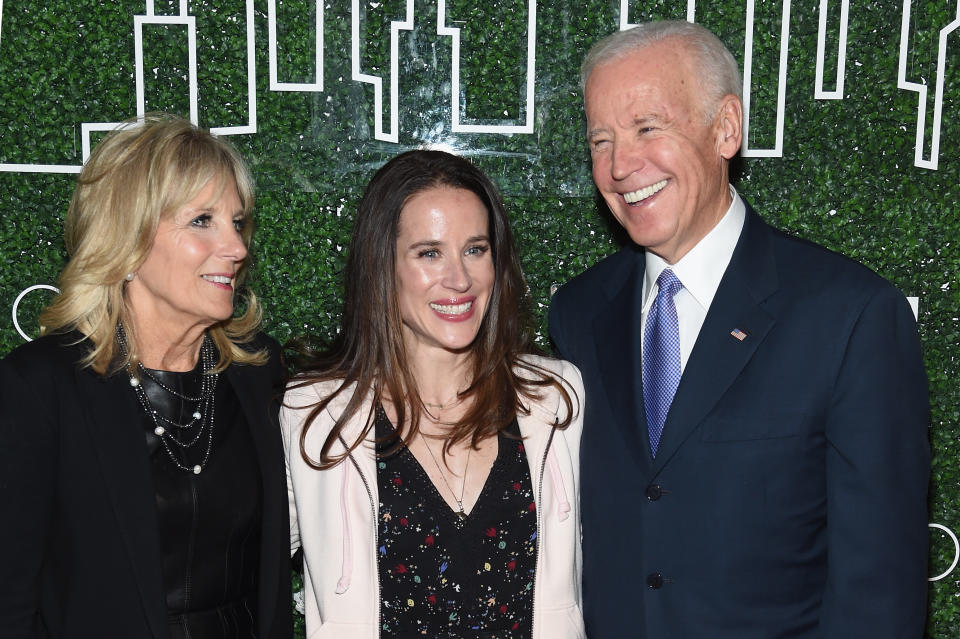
[{"xmin": 549, "ymin": 19, "xmax": 930, "ymax": 638}]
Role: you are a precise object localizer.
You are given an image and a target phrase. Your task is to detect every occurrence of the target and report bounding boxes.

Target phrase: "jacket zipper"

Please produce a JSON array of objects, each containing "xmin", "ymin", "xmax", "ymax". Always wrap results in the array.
[
  {"xmin": 341, "ymin": 436, "xmax": 381, "ymax": 639},
  {"xmin": 531, "ymin": 422, "xmax": 558, "ymax": 639}
]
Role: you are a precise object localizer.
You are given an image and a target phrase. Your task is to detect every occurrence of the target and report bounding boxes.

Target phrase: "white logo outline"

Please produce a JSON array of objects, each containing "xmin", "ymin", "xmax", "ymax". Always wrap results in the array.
[
  {"xmin": 12, "ymin": 285, "xmax": 60, "ymax": 342},
  {"xmin": 897, "ymin": 0, "xmax": 960, "ymax": 170},
  {"xmin": 814, "ymin": 0, "xmax": 849, "ymax": 100},
  {"xmin": 438, "ymin": 0, "xmax": 538, "ymax": 134},
  {"xmin": 268, "ymin": 0, "xmax": 324, "ymax": 92},
  {"xmin": 929, "ymin": 523, "xmax": 960, "ymax": 581}
]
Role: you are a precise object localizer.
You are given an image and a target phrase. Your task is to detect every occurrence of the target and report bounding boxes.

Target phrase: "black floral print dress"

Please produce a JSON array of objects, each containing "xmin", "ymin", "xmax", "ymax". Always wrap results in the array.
[{"xmin": 375, "ymin": 409, "xmax": 538, "ymax": 638}]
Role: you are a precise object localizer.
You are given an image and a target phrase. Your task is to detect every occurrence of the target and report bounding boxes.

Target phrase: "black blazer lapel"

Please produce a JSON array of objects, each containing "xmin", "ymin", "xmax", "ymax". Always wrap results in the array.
[
  {"xmin": 226, "ymin": 363, "xmax": 284, "ymax": 639},
  {"xmin": 651, "ymin": 207, "xmax": 779, "ymax": 474},
  {"xmin": 76, "ymin": 367, "xmax": 167, "ymax": 638}
]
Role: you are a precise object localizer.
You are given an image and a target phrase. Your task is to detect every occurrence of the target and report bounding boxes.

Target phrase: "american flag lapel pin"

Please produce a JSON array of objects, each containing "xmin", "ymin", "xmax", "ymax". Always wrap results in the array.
[{"xmin": 730, "ymin": 327, "xmax": 748, "ymax": 342}]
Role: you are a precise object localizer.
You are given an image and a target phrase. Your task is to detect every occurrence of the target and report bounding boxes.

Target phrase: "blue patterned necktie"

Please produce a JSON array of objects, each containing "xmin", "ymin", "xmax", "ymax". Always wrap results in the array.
[{"xmin": 643, "ymin": 269, "xmax": 683, "ymax": 458}]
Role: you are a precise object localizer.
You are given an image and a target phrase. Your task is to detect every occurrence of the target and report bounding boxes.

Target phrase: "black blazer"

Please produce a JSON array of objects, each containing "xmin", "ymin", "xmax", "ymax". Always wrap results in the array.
[
  {"xmin": 549, "ymin": 204, "xmax": 930, "ymax": 638},
  {"xmin": 0, "ymin": 331, "xmax": 292, "ymax": 639}
]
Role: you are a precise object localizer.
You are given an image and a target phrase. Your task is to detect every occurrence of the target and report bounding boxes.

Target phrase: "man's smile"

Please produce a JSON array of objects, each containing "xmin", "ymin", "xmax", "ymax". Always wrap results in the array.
[{"xmin": 623, "ymin": 179, "xmax": 668, "ymax": 204}]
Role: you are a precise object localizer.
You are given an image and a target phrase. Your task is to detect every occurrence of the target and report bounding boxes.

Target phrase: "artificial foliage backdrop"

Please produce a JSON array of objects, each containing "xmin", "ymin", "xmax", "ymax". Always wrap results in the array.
[{"xmin": 1, "ymin": 0, "xmax": 959, "ymax": 635}]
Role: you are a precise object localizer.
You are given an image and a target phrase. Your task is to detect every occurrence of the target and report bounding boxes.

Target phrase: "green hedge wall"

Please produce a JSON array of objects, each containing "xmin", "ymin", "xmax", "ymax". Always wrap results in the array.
[{"xmin": 2, "ymin": 1, "xmax": 958, "ymax": 635}]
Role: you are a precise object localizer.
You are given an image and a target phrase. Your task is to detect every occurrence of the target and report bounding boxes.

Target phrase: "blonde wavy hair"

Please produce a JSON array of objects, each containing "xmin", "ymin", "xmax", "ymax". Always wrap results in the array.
[{"xmin": 40, "ymin": 112, "xmax": 266, "ymax": 374}]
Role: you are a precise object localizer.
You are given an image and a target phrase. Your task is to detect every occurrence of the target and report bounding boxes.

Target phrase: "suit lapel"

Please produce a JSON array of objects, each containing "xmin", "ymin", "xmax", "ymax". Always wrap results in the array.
[
  {"xmin": 76, "ymin": 367, "xmax": 167, "ymax": 639},
  {"xmin": 592, "ymin": 250, "xmax": 653, "ymax": 470},
  {"xmin": 651, "ymin": 207, "xmax": 779, "ymax": 474}
]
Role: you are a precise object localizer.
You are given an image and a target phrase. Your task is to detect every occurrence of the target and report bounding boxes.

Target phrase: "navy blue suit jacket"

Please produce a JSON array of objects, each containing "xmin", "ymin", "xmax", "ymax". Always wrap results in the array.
[{"xmin": 549, "ymin": 205, "xmax": 930, "ymax": 638}]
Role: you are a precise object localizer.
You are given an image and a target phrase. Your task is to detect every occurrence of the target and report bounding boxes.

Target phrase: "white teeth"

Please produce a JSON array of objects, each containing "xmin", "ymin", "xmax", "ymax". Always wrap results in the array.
[
  {"xmin": 202, "ymin": 275, "xmax": 233, "ymax": 285},
  {"xmin": 624, "ymin": 179, "xmax": 668, "ymax": 204},
  {"xmin": 430, "ymin": 301, "xmax": 472, "ymax": 314}
]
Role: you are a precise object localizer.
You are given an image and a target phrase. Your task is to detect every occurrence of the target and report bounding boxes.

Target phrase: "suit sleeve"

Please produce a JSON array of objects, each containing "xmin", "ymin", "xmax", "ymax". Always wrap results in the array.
[
  {"xmin": 0, "ymin": 353, "xmax": 56, "ymax": 639},
  {"xmin": 821, "ymin": 286, "xmax": 930, "ymax": 636}
]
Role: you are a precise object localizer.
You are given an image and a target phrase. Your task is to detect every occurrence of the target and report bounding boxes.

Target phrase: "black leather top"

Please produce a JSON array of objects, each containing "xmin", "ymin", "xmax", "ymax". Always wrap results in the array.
[{"xmin": 140, "ymin": 363, "xmax": 263, "ymax": 637}]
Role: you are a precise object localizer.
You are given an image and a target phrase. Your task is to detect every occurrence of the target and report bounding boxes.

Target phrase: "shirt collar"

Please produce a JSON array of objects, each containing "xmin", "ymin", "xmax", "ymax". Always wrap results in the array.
[{"xmin": 643, "ymin": 186, "xmax": 746, "ymax": 311}]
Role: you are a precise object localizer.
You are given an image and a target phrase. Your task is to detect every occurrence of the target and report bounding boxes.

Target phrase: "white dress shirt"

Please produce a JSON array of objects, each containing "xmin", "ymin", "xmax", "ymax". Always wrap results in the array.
[{"xmin": 640, "ymin": 187, "xmax": 746, "ymax": 373}]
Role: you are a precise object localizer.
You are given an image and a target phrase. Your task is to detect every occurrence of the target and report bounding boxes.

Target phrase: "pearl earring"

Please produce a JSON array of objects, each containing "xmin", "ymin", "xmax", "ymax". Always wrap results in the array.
[{"xmin": 125, "ymin": 272, "xmax": 136, "ymax": 281}]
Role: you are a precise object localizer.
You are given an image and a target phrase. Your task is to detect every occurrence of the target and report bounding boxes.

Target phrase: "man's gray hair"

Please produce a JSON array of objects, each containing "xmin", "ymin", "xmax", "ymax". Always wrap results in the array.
[{"xmin": 581, "ymin": 20, "xmax": 742, "ymax": 119}]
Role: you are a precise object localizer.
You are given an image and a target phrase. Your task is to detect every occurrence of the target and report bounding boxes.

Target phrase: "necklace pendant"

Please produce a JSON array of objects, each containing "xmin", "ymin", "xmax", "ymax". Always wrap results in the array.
[
  {"xmin": 456, "ymin": 508, "xmax": 467, "ymax": 521},
  {"xmin": 154, "ymin": 426, "xmax": 165, "ymax": 436},
  {"xmin": 192, "ymin": 464, "xmax": 202, "ymax": 474}
]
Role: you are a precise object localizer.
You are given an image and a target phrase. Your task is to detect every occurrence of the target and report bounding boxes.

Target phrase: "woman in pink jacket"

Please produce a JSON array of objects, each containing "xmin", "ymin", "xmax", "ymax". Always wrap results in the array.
[{"xmin": 281, "ymin": 150, "xmax": 585, "ymax": 639}]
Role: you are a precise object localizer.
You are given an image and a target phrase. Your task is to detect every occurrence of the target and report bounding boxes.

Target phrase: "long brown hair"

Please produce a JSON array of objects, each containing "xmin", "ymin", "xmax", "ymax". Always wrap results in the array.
[{"xmin": 290, "ymin": 149, "xmax": 573, "ymax": 469}]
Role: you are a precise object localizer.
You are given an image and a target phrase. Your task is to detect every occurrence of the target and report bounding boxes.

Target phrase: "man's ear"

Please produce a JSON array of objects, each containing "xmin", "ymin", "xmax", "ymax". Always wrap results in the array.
[{"xmin": 714, "ymin": 95, "xmax": 743, "ymax": 159}]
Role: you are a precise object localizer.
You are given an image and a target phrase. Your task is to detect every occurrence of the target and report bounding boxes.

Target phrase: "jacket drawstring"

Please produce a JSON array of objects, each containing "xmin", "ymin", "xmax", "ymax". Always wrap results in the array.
[{"xmin": 335, "ymin": 461, "xmax": 353, "ymax": 593}]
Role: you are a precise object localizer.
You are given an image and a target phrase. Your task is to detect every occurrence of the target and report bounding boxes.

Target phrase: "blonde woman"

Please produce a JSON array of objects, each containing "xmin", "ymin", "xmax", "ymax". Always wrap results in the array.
[{"xmin": 0, "ymin": 114, "xmax": 292, "ymax": 639}]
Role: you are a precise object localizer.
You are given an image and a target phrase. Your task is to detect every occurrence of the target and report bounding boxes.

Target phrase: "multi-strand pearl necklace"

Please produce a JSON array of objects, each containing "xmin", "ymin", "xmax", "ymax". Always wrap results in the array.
[{"xmin": 116, "ymin": 325, "xmax": 218, "ymax": 474}]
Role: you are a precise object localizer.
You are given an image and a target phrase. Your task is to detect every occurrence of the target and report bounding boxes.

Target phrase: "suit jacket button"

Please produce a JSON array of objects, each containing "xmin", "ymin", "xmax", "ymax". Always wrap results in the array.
[
  {"xmin": 647, "ymin": 572, "xmax": 664, "ymax": 589},
  {"xmin": 645, "ymin": 484, "xmax": 662, "ymax": 501}
]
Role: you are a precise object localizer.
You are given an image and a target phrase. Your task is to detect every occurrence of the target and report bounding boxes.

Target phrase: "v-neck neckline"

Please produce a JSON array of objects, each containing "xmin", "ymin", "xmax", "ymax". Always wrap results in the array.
[{"xmin": 375, "ymin": 406, "xmax": 510, "ymax": 527}]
